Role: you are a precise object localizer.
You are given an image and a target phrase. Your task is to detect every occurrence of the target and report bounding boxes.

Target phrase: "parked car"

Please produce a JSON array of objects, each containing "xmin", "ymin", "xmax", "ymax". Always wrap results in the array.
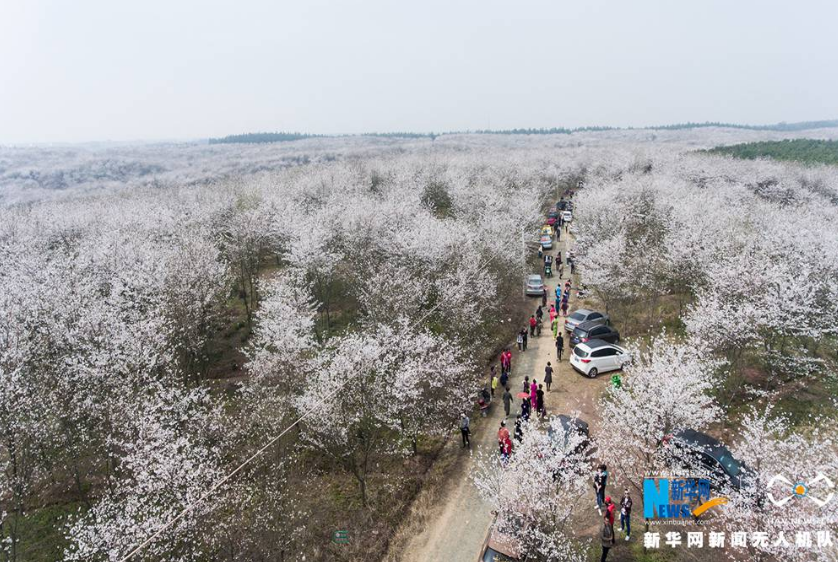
[
  {"xmin": 561, "ymin": 210, "xmax": 573, "ymax": 222},
  {"xmin": 525, "ymin": 274, "xmax": 545, "ymax": 296},
  {"xmin": 557, "ymin": 200, "xmax": 568, "ymax": 211},
  {"xmin": 539, "ymin": 234, "xmax": 553, "ymax": 249},
  {"xmin": 569, "ymin": 320, "xmax": 620, "ymax": 348},
  {"xmin": 540, "ymin": 225, "xmax": 553, "ymax": 237},
  {"xmin": 547, "ymin": 415, "xmax": 591, "ymax": 456},
  {"xmin": 478, "ymin": 515, "xmax": 524, "ymax": 562},
  {"xmin": 662, "ymin": 429, "xmax": 754, "ymax": 492},
  {"xmin": 564, "ymin": 308, "xmax": 608, "ymax": 332},
  {"xmin": 570, "ymin": 340, "xmax": 631, "ymax": 378}
]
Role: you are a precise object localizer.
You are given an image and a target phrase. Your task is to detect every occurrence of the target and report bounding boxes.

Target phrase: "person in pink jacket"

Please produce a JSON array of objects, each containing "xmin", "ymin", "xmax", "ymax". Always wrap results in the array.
[{"xmin": 530, "ymin": 379, "xmax": 538, "ymax": 409}]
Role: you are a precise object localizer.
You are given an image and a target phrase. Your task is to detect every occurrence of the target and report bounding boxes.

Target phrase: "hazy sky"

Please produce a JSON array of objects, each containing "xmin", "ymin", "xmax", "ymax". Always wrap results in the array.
[{"xmin": 2, "ymin": 0, "xmax": 837, "ymax": 143}]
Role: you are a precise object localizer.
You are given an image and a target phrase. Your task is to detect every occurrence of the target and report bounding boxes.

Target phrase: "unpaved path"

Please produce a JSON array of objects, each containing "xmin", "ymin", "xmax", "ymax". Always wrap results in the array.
[{"xmin": 398, "ymin": 226, "xmax": 613, "ymax": 562}]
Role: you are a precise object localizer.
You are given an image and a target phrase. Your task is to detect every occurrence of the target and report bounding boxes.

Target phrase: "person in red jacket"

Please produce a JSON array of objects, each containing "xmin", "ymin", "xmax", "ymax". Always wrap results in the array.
[
  {"xmin": 529, "ymin": 315, "xmax": 537, "ymax": 336},
  {"xmin": 500, "ymin": 435, "xmax": 513, "ymax": 462}
]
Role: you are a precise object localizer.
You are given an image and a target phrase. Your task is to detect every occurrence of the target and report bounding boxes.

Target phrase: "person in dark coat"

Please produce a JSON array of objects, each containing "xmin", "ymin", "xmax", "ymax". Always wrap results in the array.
[
  {"xmin": 521, "ymin": 398, "xmax": 531, "ymax": 421},
  {"xmin": 514, "ymin": 415, "xmax": 523, "ymax": 442},
  {"xmin": 536, "ymin": 384, "xmax": 545, "ymax": 417},
  {"xmin": 502, "ymin": 386, "xmax": 513, "ymax": 417},
  {"xmin": 544, "ymin": 362, "xmax": 554, "ymax": 391},
  {"xmin": 556, "ymin": 333, "xmax": 564, "ymax": 360}
]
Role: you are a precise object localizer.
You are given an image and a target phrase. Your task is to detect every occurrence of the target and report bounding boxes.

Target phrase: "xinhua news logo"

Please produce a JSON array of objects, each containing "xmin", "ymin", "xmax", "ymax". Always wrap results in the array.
[
  {"xmin": 767, "ymin": 473, "xmax": 835, "ymax": 507},
  {"xmin": 644, "ymin": 477, "xmax": 728, "ymax": 519}
]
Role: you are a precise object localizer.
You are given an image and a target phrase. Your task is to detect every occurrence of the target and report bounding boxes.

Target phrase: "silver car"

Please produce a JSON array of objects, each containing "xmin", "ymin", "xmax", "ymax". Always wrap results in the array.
[
  {"xmin": 564, "ymin": 308, "xmax": 609, "ymax": 332},
  {"xmin": 525, "ymin": 274, "xmax": 545, "ymax": 296}
]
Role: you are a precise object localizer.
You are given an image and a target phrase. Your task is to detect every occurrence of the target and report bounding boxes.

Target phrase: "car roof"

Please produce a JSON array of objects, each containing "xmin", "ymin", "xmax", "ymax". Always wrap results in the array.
[
  {"xmin": 673, "ymin": 429, "xmax": 726, "ymax": 452},
  {"xmin": 570, "ymin": 308, "xmax": 593, "ymax": 316},
  {"xmin": 558, "ymin": 414, "xmax": 590, "ymax": 433},
  {"xmin": 527, "ymin": 274, "xmax": 543, "ymax": 280},
  {"xmin": 578, "ymin": 339, "xmax": 623, "ymax": 352},
  {"xmin": 576, "ymin": 319, "xmax": 610, "ymax": 331}
]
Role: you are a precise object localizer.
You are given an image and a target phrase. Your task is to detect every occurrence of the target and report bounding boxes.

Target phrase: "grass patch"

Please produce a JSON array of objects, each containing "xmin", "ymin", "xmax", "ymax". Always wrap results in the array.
[
  {"xmin": 706, "ymin": 139, "xmax": 838, "ymax": 165},
  {"xmin": 2, "ymin": 502, "xmax": 82, "ymax": 562}
]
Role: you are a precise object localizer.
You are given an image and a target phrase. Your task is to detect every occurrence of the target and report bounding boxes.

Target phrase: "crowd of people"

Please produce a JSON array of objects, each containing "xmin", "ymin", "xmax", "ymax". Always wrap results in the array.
[
  {"xmin": 469, "ymin": 195, "xmax": 635, "ymax": 560},
  {"xmin": 489, "ymin": 220, "xmax": 576, "ymax": 463}
]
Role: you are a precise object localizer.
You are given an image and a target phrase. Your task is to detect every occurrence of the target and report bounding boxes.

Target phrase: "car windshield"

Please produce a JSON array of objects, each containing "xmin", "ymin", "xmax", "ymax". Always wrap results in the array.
[
  {"xmin": 569, "ymin": 312, "xmax": 586, "ymax": 321},
  {"xmin": 717, "ymin": 454, "xmax": 741, "ymax": 476},
  {"xmin": 573, "ymin": 347, "xmax": 588, "ymax": 358}
]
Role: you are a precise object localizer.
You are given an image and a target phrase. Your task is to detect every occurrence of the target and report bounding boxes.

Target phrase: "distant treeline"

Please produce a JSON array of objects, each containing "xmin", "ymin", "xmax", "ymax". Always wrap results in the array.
[
  {"xmin": 646, "ymin": 120, "xmax": 838, "ymax": 132},
  {"xmin": 208, "ymin": 120, "xmax": 838, "ymax": 145},
  {"xmin": 707, "ymin": 139, "xmax": 838, "ymax": 165},
  {"xmin": 208, "ymin": 132, "xmax": 322, "ymax": 144}
]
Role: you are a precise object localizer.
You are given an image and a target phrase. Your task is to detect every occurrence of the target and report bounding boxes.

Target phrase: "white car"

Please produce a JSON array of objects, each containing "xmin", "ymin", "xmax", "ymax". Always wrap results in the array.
[
  {"xmin": 570, "ymin": 340, "xmax": 630, "ymax": 378},
  {"xmin": 561, "ymin": 210, "xmax": 573, "ymax": 222}
]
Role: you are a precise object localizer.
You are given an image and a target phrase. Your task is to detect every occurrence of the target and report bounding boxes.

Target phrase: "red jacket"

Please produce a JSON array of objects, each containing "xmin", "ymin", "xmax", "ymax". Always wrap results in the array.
[{"xmin": 605, "ymin": 503, "xmax": 616, "ymax": 525}]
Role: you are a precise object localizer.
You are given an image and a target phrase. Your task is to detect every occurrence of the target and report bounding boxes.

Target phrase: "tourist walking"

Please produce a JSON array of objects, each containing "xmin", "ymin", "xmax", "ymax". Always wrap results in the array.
[
  {"xmin": 551, "ymin": 317, "xmax": 559, "ymax": 339},
  {"xmin": 520, "ymin": 398, "xmax": 531, "ymax": 421},
  {"xmin": 594, "ymin": 464, "xmax": 608, "ymax": 512},
  {"xmin": 491, "ymin": 371, "xmax": 498, "ymax": 397},
  {"xmin": 516, "ymin": 331, "xmax": 524, "ymax": 351},
  {"xmin": 544, "ymin": 362, "xmax": 553, "ymax": 391},
  {"xmin": 536, "ymin": 384, "xmax": 545, "ymax": 417},
  {"xmin": 497, "ymin": 420, "xmax": 510, "ymax": 445},
  {"xmin": 556, "ymin": 333, "xmax": 564, "ymax": 360},
  {"xmin": 514, "ymin": 415, "xmax": 523, "ymax": 441},
  {"xmin": 541, "ymin": 287, "xmax": 548, "ymax": 307},
  {"xmin": 500, "ymin": 368, "xmax": 509, "ymax": 390},
  {"xmin": 530, "ymin": 379, "xmax": 537, "ymax": 410},
  {"xmin": 522, "ymin": 329, "xmax": 528, "ymax": 351},
  {"xmin": 500, "ymin": 434, "xmax": 513, "ymax": 462},
  {"xmin": 460, "ymin": 413, "xmax": 471, "ymax": 448},
  {"xmin": 529, "ymin": 315, "xmax": 537, "ymax": 336},
  {"xmin": 502, "ymin": 386, "xmax": 512, "ymax": 417},
  {"xmin": 620, "ymin": 489, "xmax": 632, "ymax": 541},
  {"xmin": 600, "ymin": 500, "xmax": 616, "ymax": 561}
]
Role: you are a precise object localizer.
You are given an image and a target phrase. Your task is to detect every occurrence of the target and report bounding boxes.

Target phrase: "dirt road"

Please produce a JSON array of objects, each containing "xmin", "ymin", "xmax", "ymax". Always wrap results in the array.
[{"xmin": 397, "ymin": 227, "xmax": 612, "ymax": 562}]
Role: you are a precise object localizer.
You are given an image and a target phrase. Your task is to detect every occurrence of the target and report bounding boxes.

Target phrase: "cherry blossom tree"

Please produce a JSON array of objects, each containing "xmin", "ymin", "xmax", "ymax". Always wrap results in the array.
[
  {"xmin": 472, "ymin": 417, "xmax": 591, "ymax": 562},
  {"xmin": 296, "ymin": 320, "xmax": 473, "ymax": 506},
  {"xmin": 595, "ymin": 335, "xmax": 722, "ymax": 493}
]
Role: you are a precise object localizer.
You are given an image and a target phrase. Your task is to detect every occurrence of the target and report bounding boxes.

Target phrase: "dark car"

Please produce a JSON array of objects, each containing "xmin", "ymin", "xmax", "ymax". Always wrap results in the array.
[
  {"xmin": 569, "ymin": 320, "xmax": 620, "ymax": 348},
  {"xmin": 548, "ymin": 415, "xmax": 591, "ymax": 455},
  {"xmin": 556, "ymin": 200, "xmax": 568, "ymax": 211},
  {"xmin": 477, "ymin": 514, "xmax": 524, "ymax": 562},
  {"xmin": 663, "ymin": 429, "xmax": 753, "ymax": 491}
]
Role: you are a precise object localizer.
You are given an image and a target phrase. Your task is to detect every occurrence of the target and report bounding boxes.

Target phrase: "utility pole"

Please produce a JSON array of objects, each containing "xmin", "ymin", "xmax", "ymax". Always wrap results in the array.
[{"xmin": 521, "ymin": 225, "xmax": 526, "ymax": 299}]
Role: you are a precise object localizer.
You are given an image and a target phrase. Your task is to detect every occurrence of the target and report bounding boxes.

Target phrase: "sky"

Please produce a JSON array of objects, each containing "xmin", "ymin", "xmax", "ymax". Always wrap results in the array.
[{"xmin": 1, "ymin": 0, "xmax": 837, "ymax": 144}]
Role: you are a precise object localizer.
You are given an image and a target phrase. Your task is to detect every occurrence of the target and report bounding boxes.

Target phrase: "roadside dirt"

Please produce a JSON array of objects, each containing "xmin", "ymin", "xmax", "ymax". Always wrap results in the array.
[{"xmin": 392, "ymin": 227, "xmax": 616, "ymax": 562}]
